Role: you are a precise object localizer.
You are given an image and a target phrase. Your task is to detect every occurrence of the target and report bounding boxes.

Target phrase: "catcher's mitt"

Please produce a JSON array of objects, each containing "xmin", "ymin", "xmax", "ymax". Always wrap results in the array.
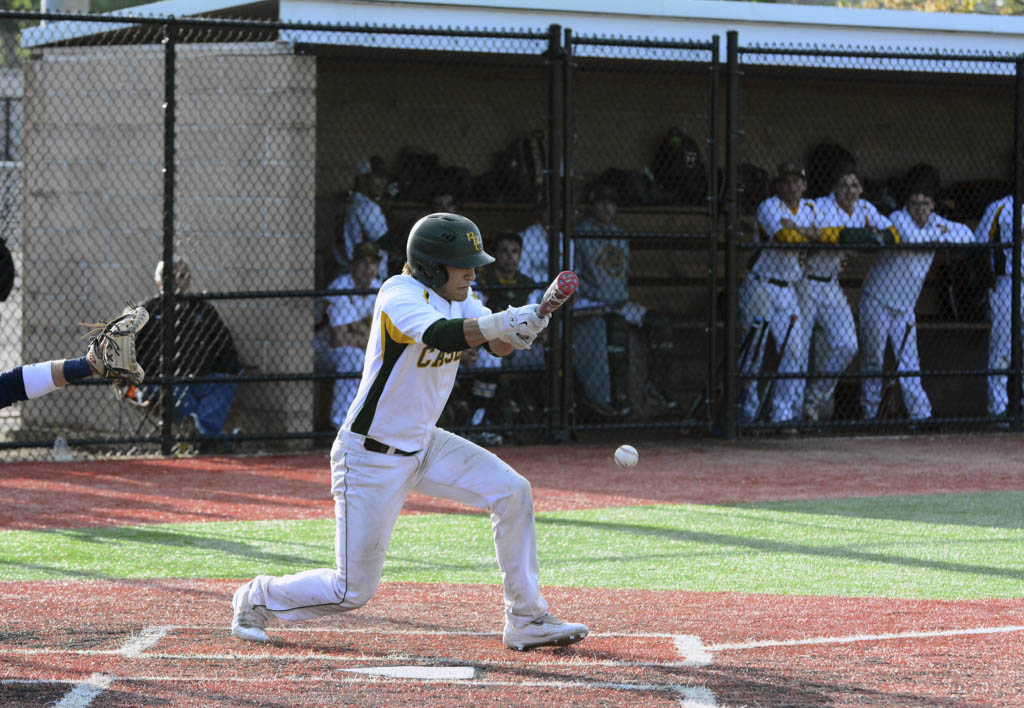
[{"xmin": 84, "ymin": 304, "xmax": 150, "ymax": 397}]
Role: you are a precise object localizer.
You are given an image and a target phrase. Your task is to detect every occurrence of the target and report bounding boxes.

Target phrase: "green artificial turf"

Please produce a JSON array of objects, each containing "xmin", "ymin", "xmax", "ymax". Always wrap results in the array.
[{"xmin": 1, "ymin": 492, "xmax": 1021, "ymax": 600}]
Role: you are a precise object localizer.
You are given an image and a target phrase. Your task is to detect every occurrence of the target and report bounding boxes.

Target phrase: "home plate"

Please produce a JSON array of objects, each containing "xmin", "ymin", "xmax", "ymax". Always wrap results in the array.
[{"xmin": 341, "ymin": 666, "xmax": 477, "ymax": 680}]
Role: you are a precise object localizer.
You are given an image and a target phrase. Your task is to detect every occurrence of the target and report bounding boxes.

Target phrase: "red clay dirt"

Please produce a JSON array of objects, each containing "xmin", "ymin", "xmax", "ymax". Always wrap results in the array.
[{"xmin": 3, "ymin": 433, "xmax": 1024, "ymax": 530}]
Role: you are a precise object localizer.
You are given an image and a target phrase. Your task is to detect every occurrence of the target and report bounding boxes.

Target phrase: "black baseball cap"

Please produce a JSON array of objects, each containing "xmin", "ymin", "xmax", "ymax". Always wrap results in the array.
[{"xmin": 777, "ymin": 161, "xmax": 807, "ymax": 179}]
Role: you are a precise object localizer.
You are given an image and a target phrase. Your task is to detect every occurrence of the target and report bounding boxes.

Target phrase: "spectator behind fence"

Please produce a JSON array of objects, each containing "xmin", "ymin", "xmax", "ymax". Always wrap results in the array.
[
  {"xmin": 738, "ymin": 161, "xmax": 817, "ymax": 425},
  {"xmin": 572, "ymin": 185, "xmax": 677, "ymax": 418},
  {"xmin": 518, "ymin": 206, "xmax": 573, "ymax": 293},
  {"xmin": 859, "ymin": 166, "xmax": 973, "ymax": 421},
  {"xmin": 316, "ymin": 241, "xmax": 383, "ymax": 428},
  {"xmin": 801, "ymin": 166, "xmax": 899, "ymax": 423},
  {"xmin": 474, "ymin": 231, "xmax": 544, "ymax": 439},
  {"xmin": 475, "ymin": 231, "xmax": 541, "ymax": 351},
  {"xmin": 338, "ymin": 157, "xmax": 390, "ymax": 281},
  {"xmin": 135, "ymin": 260, "xmax": 241, "ymax": 444},
  {"xmin": 974, "ymin": 185, "xmax": 1024, "ymax": 419},
  {"xmin": 387, "ymin": 190, "xmax": 460, "ymax": 277}
]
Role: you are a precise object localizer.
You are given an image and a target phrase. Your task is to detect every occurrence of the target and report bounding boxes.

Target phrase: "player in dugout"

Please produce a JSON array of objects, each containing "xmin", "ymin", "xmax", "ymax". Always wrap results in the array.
[
  {"xmin": 231, "ymin": 212, "xmax": 590, "ymax": 651},
  {"xmin": 0, "ymin": 306, "xmax": 149, "ymax": 410}
]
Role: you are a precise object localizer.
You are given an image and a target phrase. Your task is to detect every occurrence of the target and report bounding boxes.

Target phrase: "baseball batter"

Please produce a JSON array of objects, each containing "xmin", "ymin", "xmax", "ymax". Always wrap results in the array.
[
  {"xmin": 802, "ymin": 170, "xmax": 899, "ymax": 422},
  {"xmin": 975, "ymin": 194, "xmax": 1024, "ymax": 417},
  {"xmin": 231, "ymin": 213, "xmax": 589, "ymax": 651}
]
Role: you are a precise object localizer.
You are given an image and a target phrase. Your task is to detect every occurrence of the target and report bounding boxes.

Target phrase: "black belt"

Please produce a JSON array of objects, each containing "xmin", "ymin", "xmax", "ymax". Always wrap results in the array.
[
  {"xmin": 806, "ymin": 274, "xmax": 834, "ymax": 283},
  {"xmin": 363, "ymin": 437, "xmax": 417, "ymax": 456},
  {"xmin": 751, "ymin": 273, "xmax": 790, "ymax": 288}
]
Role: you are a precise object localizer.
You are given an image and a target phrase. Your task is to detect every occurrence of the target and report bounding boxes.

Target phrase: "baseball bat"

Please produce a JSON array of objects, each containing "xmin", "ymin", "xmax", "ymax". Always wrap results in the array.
[
  {"xmin": 876, "ymin": 321, "xmax": 914, "ymax": 420},
  {"xmin": 685, "ymin": 317, "xmax": 763, "ymax": 421},
  {"xmin": 537, "ymin": 270, "xmax": 579, "ymax": 316},
  {"xmin": 754, "ymin": 313, "xmax": 798, "ymax": 424},
  {"xmin": 738, "ymin": 318, "xmax": 766, "ymax": 374}
]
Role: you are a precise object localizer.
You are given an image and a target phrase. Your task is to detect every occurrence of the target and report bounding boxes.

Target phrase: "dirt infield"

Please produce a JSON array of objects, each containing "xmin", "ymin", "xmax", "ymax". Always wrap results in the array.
[
  {"xmin": 3, "ymin": 433, "xmax": 1024, "ymax": 530},
  {"xmin": 1, "ymin": 580, "xmax": 1022, "ymax": 707}
]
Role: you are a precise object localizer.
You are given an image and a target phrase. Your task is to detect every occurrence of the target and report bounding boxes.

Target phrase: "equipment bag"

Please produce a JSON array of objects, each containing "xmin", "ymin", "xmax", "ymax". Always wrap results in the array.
[{"xmin": 651, "ymin": 127, "xmax": 708, "ymax": 206}]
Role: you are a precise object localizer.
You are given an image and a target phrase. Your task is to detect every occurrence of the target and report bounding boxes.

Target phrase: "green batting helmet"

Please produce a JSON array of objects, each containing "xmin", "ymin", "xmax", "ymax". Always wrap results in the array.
[{"xmin": 406, "ymin": 213, "xmax": 495, "ymax": 289}]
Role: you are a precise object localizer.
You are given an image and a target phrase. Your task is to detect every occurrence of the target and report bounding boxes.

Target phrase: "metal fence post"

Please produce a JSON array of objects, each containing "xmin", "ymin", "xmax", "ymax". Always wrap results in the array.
[
  {"xmin": 1012, "ymin": 58, "xmax": 1024, "ymax": 431},
  {"xmin": 160, "ymin": 21, "xmax": 177, "ymax": 455},
  {"xmin": 545, "ymin": 23, "xmax": 568, "ymax": 443},
  {"xmin": 561, "ymin": 27, "xmax": 575, "ymax": 438},
  {"xmin": 705, "ymin": 34, "xmax": 720, "ymax": 431},
  {"xmin": 721, "ymin": 30, "xmax": 740, "ymax": 440}
]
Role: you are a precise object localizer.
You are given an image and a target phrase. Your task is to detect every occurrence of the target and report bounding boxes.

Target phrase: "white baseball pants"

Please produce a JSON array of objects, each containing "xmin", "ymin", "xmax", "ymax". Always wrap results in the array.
[
  {"xmin": 738, "ymin": 276, "xmax": 805, "ymax": 423},
  {"xmin": 858, "ymin": 294, "xmax": 930, "ymax": 420},
  {"xmin": 245, "ymin": 427, "xmax": 549, "ymax": 628},
  {"xmin": 987, "ymin": 275, "xmax": 1024, "ymax": 416},
  {"xmin": 797, "ymin": 278, "xmax": 858, "ymax": 413}
]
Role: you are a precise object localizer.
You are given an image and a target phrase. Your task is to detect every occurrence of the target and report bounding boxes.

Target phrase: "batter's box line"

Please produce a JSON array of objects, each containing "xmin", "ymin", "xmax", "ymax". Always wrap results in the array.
[
  {"xmin": 703, "ymin": 624, "xmax": 1024, "ymax": 652},
  {"xmin": 2, "ymin": 674, "xmax": 715, "ymax": 699},
  {"xmin": 0, "ymin": 646, "xmax": 703, "ymax": 669},
  {"xmin": 175, "ymin": 625, "xmax": 685, "ymax": 638}
]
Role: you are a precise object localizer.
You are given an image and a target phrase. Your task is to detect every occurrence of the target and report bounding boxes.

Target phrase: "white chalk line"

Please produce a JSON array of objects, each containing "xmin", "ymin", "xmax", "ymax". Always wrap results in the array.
[
  {"xmin": 46, "ymin": 625, "xmax": 171, "ymax": 708},
  {"xmin": 175, "ymin": 625, "xmax": 684, "ymax": 638},
  {"xmin": 118, "ymin": 625, "xmax": 172, "ymax": 658},
  {"xmin": 0, "ymin": 646, "xmax": 696, "ymax": 668},
  {"xmin": 2, "ymin": 674, "xmax": 705, "ymax": 696},
  {"xmin": 52, "ymin": 673, "xmax": 112, "ymax": 708},
  {"xmin": 705, "ymin": 624, "xmax": 1024, "ymax": 651}
]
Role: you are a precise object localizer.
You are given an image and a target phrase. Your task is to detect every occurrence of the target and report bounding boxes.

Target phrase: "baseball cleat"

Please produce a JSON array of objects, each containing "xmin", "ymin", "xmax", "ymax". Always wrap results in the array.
[
  {"xmin": 231, "ymin": 581, "xmax": 270, "ymax": 643},
  {"xmin": 502, "ymin": 613, "xmax": 589, "ymax": 651}
]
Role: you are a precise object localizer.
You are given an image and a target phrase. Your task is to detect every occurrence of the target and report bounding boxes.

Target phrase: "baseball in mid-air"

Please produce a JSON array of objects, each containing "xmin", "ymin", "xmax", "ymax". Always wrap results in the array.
[{"xmin": 614, "ymin": 444, "xmax": 638, "ymax": 468}]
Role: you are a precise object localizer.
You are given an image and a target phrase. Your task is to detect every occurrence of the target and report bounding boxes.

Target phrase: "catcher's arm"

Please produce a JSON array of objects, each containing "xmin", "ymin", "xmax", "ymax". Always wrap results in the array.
[{"xmin": 83, "ymin": 303, "xmax": 150, "ymax": 397}]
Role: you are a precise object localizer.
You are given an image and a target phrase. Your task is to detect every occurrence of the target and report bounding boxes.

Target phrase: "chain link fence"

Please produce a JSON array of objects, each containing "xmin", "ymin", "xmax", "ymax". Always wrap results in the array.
[
  {"xmin": 1, "ymin": 10, "xmax": 1022, "ymax": 458},
  {"xmin": 731, "ymin": 38, "xmax": 1020, "ymax": 436}
]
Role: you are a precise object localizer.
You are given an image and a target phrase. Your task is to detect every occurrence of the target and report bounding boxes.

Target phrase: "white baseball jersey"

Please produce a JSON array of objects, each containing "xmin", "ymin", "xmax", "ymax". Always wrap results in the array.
[
  {"xmin": 342, "ymin": 273, "xmax": 490, "ymax": 452},
  {"xmin": 753, "ymin": 195, "xmax": 817, "ymax": 283},
  {"xmin": 324, "ymin": 272, "xmax": 380, "ymax": 328},
  {"xmin": 974, "ymin": 195, "xmax": 1022, "ymax": 276},
  {"xmin": 810, "ymin": 194, "xmax": 894, "ymax": 278},
  {"xmin": 862, "ymin": 208, "xmax": 973, "ymax": 312}
]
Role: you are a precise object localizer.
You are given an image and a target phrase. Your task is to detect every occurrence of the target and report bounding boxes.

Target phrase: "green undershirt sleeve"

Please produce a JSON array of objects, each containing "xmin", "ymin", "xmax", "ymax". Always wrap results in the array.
[{"xmin": 422, "ymin": 317, "xmax": 469, "ymax": 352}]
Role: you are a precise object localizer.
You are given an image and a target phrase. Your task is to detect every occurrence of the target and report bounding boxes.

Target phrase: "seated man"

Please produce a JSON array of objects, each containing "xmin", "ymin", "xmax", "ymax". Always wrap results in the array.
[
  {"xmin": 476, "ymin": 231, "xmax": 544, "ymax": 367},
  {"xmin": 315, "ymin": 241, "xmax": 383, "ymax": 428},
  {"xmin": 474, "ymin": 231, "xmax": 545, "ymax": 438},
  {"xmin": 338, "ymin": 158, "xmax": 390, "ymax": 281},
  {"xmin": 135, "ymin": 259, "xmax": 241, "ymax": 443},
  {"xmin": 573, "ymin": 185, "xmax": 677, "ymax": 417}
]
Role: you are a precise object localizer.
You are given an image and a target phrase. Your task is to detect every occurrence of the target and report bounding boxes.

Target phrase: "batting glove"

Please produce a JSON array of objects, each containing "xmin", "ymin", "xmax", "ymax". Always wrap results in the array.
[
  {"xmin": 499, "ymin": 330, "xmax": 535, "ymax": 351},
  {"xmin": 477, "ymin": 303, "xmax": 548, "ymax": 342},
  {"xmin": 508, "ymin": 303, "xmax": 549, "ymax": 337}
]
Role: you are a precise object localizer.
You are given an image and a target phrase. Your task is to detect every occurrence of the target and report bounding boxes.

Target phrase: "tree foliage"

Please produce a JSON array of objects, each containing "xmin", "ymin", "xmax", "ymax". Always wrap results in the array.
[{"xmin": 835, "ymin": 0, "xmax": 1023, "ymax": 13}]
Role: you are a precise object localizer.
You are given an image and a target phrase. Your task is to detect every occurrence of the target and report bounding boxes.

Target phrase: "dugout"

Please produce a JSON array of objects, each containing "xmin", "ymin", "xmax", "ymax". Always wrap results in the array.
[{"xmin": 10, "ymin": 0, "xmax": 1024, "ymax": 449}]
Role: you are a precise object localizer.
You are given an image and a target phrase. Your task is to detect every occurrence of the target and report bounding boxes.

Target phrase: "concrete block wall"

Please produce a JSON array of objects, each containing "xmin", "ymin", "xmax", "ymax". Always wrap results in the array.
[{"xmin": 20, "ymin": 42, "xmax": 317, "ymax": 440}]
